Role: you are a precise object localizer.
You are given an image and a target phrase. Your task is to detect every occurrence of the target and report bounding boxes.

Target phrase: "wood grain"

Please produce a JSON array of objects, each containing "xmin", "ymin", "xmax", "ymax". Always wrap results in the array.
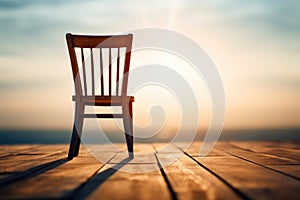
[
  {"xmin": 0, "ymin": 142, "xmax": 299, "ymax": 200},
  {"xmin": 192, "ymin": 154, "xmax": 300, "ymax": 200},
  {"xmin": 154, "ymin": 143, "xmax": 241, "ymax": 200}
]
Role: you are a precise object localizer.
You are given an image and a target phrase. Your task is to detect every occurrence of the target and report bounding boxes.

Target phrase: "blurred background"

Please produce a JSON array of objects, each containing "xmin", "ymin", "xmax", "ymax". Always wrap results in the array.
[{"xmin": 0, "ymin": 0, "xmax": 299, "ymax": 143}]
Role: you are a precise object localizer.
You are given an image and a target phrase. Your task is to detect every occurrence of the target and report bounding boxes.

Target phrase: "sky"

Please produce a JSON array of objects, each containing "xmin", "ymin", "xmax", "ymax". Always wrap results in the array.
[{"xmin": 0, "ymin": 0, "xmax": 299, "ymax": 132}]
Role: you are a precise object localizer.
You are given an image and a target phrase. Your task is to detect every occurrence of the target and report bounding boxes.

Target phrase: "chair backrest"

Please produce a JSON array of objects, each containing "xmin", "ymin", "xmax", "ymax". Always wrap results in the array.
[{"xmin": 66, "ymin": 33, "xmax": 133, "ymax": 97}]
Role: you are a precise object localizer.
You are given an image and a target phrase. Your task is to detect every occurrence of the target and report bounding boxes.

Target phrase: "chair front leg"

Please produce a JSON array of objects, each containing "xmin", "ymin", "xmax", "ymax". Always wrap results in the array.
[{"xmin": 68, "ymin": 102, "xmax": 84, "ymax": 160}]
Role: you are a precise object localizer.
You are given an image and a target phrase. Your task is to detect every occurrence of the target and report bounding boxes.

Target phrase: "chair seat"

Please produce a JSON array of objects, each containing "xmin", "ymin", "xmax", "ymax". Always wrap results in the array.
[{"xmin": 72, "ymin": 95, "xmax": 134, "ymax": 106}]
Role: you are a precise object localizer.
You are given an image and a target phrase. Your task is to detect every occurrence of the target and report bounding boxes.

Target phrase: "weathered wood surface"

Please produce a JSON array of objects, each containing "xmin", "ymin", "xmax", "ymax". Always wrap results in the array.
[{"xmin": 0, "ymin": 142, "xmax": 299, "ymax": 200}]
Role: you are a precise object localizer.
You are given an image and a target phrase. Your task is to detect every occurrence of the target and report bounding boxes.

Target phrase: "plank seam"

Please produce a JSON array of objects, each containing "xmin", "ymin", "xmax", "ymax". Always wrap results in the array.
[
  {"xmin": 0, "ymin": 155, "xmax": 67, "ymax": 187},
  {"xmin": 226, "ymin": 152, "xmax": 300, "ymax": 182},
  {"xmin": 0, "ymin": 145, "xmax": 43, "ymax": 158},
  {"xmin": 152, "ymin": 143, "xmax": 178, "ymax": 200},
  {"xmin": 174, "ymin": 145, "xmax": 252, "ymax": 200},
  {"xmin": 154, "ymin": 153, "xmax": 178, "ymax": 200},
  {"xmin": 229, "ymin": 143, "xmax": 300, "ymax": 162},
  {"xmin": 67, "ymin": 153, "xmax": 117, "ymax": 199},
  {"xmin": 227, "ymin": 143, "xmax": 256, "ymax": 153},
  {"xmin": 0, "ymin": 150, "xmax": 67, "ymax": 171}
]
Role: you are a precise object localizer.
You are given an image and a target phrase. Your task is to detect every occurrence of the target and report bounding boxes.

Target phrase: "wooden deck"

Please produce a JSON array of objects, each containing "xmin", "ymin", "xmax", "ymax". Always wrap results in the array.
[{"xmin": 0, "ymin": 142, "xmax": 299, "ymax": 200}]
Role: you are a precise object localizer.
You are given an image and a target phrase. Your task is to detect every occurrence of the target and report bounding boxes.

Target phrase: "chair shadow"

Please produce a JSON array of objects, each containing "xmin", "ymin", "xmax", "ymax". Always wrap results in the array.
[
  {"xmin": 0, "ymin": 158, "xmax": 68, "ymax": 187},
  {"xmin": 71, "ymin": 156, "xmax": 133, "ymax": 199}
]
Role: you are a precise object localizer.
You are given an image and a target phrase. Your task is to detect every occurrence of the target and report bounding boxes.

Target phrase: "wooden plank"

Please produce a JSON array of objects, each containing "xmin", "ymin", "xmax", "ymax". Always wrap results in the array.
[
  {"xmin": 216, "ymin": 142, "xmax": 300, "ymax": 179},
  {"xmin": 0, "ymin": 154, "xmax": 55, "ymax": 170},
  {"xmin": 88, "ymin": 142, "xmax": 142, "ymax": 153},
  {"xmin": 0, "ymin": 143, "xmax": 299, "ymax": 199},
  {"xmin": 88, "ymin": 143, "xmax": 158, "ymax": 166},
  {"xmin": 0, "ymin": 145, "xmax": 41, "ymax": 157},
  {"xmin": 268, "ymin": 164, "xmax": 300, "ymax": 179},
  {"xmin": 191, "ymin": 154, "xmax": 300, "ymax": 200},
  {"xmin": 0, "ymin": 147, "xmax": 113, "ymax": 199},
  {"xmin": 0, "ymin": 146, "xmax": 66, "ymax": 173},
  {"xmin": 230, "ymin": 141, "xmax": 300, "ymax": 161},
  {"xmin": 23, "ymin": 144, "xmax": 68, "ymax": 154},
  {"xmin": 72, "ymin": 143, "xmax": 171, "ymax": 199},
  {"xmin": 134, "ymin": 143, "xmax": 157, "ymax": 153},
  {"xmin": 153, "ymin": 143, "xmax": 242, "ymax": 200},
  {"xmin": 85, "ymin": 143, "xmax": 125, "ymax": 152},
  {"xmin": 107, "ymin": 143, "xmax": 157, "ymax": 165},
  {"xmin": 217, "ymin": 142, "xmax": 300, "ymax": 165},
  {"xmin": 0, "ymin": 151, "xmax": 66, "ymax": 182},
  {"xmin": 176, "ymin": 141, "xmax": 228, "ymax": 157},
  {"xmin": 108, "ymin": 152, "xmax": 156, "ymax": 164},
  {"xmin": 153, "ymin": 142, "xmax": 183, "ymax": 154},
  {"xmin": 231, "ymin": 141, "xmax": 300, "ymax": 150},
  {"xmin": 74, "ymin": 162, "xmax": 171, "ymax": 200},
  {"xmin": 0, "ymin": 145, "xmax": 69, "ymax": 170},
  {"xmin": 0, "ymin": 145, "xmax": 67, "ymax": 171},
  {"xmin": 106, "ymin": 143, "xmax": 158, "ymax": 173}
]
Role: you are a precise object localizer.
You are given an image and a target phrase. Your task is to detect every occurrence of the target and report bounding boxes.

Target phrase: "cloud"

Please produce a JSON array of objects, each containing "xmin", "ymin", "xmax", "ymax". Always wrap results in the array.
[
  {"xmin": 211, "ymin": 0, "xmax": 300, "ymax": 44},
  {"xmin": 0, "ymin": 0, "xmax": 87, "ymax": 9},
  {"xmin": 0, "ymin": 0, "xmax": 131, "ymax": 56}
]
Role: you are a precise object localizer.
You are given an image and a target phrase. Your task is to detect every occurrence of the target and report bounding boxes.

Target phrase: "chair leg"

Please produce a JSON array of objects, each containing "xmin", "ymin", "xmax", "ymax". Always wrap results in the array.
[
  {"xmin": 73, "ymin": 115, "xmax": 84, "ymax": 157},
  {"xmin": 122, "ymin": 102, "xmax": 134, "ymax": 157},
  {"xmin": 68, "ymin": 103, "xmax": 84, "ymax": 160}
]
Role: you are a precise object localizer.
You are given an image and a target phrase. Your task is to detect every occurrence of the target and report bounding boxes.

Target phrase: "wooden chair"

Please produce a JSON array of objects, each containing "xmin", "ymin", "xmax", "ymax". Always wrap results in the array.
[{"xmin": 66, "ymin": 33, "xmax": 134, "ymax": 160}]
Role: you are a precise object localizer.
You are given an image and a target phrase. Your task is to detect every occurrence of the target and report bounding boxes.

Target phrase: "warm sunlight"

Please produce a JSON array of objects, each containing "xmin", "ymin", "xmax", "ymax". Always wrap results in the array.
[
  {"xmin": 0, "ymin": 0, "xmax": 299, "ymax": 132},
  {"xmin": 1, "ymin": 1, "xmax": 300, "ymax": 200}
]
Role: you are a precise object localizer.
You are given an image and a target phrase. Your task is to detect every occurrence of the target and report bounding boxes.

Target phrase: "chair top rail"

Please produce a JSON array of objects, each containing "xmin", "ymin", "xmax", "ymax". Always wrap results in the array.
[{"xmin": 67, "ymin": 33, "xmax": 132, "ymax": 48}]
